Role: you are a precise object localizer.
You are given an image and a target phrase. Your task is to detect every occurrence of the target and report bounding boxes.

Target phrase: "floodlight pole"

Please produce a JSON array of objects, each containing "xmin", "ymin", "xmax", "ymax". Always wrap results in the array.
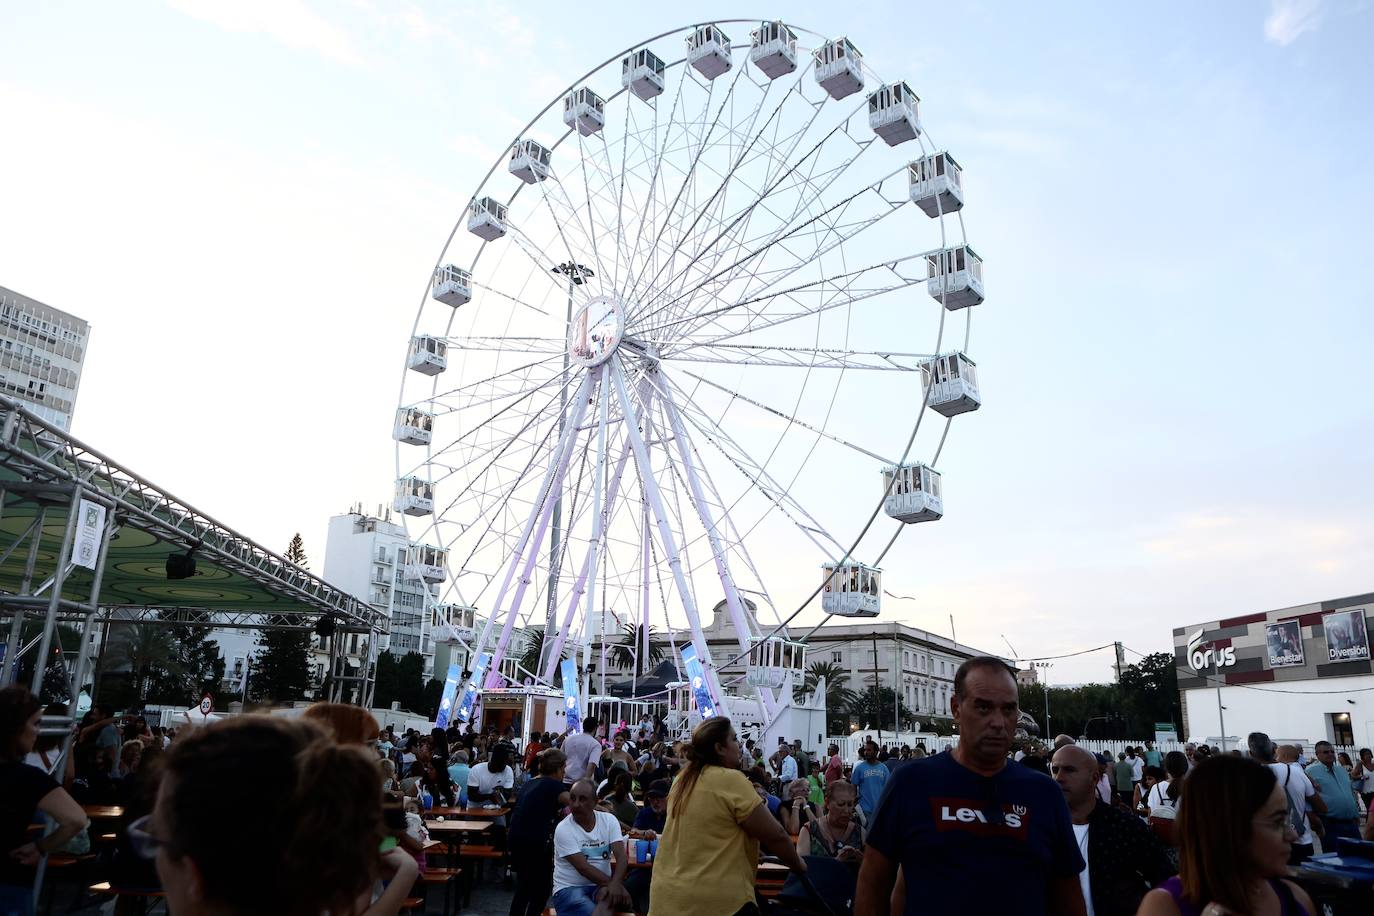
[{"xmin": 545, "ymin": 262, "xmax": 594, "ymax": 672}]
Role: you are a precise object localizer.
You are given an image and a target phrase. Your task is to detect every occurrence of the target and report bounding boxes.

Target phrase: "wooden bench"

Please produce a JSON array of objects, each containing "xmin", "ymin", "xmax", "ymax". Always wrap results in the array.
[
  {"xmin": 419, "ymin": 866, "xmax": 462, "ymax": 916},
  {"xmin": 454, "ymin": 845, "xmax": 504, "ymax": 905},
  {"xmin": 89, "ymin": 879, "xmax": 166, "ymax": 912},
  {"xmin": 89, "ymin": 882, "xmax": 164, "ymax": 898}
]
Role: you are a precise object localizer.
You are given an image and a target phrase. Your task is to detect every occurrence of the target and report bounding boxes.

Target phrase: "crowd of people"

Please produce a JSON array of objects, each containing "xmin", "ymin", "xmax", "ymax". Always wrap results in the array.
[{"xmin": 5, "ymin": 661, "xmax": 1374, "ymax": 916}]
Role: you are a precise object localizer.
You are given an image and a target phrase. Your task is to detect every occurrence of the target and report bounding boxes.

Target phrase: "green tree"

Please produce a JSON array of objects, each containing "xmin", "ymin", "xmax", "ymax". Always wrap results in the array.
[
  {"xmin": 249, "ymin": 533, "xmax": 314, "ymax": 704},
  {"xmin": 372, "ymin": 652, "xmax": 400, "ymax": 709},
  {"xmin": 607, "ymin": 623, "xmax": 665, "ymax": 677},
  {"xmin": 422, "ymin": 677, "xmax": 444, "ymax": 718},
  {"xmin": 848, "ymin": 685, "xmax": 914, "ymax": 732},
  {"xmin": 395, "ymin": 652, "xmax": 427, "ymax": 712},
  {"xmin": 143, "ymin": 612, "xmax": 225, "ymax": 706},
  {"xmin": 1119, "ymin": 652, "xmax": 1181, "ymax": 735}
]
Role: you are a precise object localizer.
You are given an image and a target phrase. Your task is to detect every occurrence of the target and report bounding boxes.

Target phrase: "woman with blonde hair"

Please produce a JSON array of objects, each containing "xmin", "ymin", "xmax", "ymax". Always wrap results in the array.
[
  {"xmin": 648, "ymin": 718, "xmax": 805, "ymax": 916},
  {"xmin": 302, "ymin": 702, "xmax": 381, "ymax": 746}
]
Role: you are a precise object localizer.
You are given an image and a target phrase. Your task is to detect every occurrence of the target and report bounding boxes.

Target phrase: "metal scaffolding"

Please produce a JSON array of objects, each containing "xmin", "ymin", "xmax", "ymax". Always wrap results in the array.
[{"xmin": 0, "ymin": 394, "xmax": 388, "ymax": 720}]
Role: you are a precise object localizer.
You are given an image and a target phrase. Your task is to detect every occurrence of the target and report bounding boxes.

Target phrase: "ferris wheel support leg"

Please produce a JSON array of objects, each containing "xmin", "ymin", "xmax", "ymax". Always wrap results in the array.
[
  {"xmin": 610, "ymin": 359, "xmax": 730, "ymax": 719},
  {"xmin": 540, "ymin": 391, "xmax": 646, "ymax": 683},
  {"xmin": 657, "ymin": 373, "xmax": 782, "ymax": 722},
  {"xmin": 472, "ymin": 372, "xmax": 595, "ymax": 687}
]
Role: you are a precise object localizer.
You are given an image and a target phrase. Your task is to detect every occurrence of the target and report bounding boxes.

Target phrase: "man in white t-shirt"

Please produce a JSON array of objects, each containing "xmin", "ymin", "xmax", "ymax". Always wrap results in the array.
[
  {"xmin": 1248, "ymin": 732, "xmax": 1325, "ymax": 865},
  {"xmin": 562, "ymin": 717, "xmax": 603, "ymax": 785},
  {"xmin": 468, "ymin": 744, "xmax": 515, "ymax": 807},
  {"xmin": 550, "ymin": 779, "xmax": 630, "ymax": 916}
]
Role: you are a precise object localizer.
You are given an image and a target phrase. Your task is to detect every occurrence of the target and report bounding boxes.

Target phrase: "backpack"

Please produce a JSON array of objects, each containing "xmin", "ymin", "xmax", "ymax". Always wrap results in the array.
[{"xmin": 1281, "ymin": 765, "xmax": 1306, "ymax": 837}]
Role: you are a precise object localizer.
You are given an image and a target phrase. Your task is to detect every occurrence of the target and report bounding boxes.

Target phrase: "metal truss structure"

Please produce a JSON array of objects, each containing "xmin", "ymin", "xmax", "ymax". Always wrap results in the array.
[{"xmin": 0, "ymin": 394, "xmax": 388, "ymax": 716}]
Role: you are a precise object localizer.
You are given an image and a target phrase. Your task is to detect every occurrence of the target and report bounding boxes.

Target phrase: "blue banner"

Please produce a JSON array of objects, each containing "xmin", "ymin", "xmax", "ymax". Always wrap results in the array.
[
  {"xmin": 434, "ymin": 663, "xmax": 463, "ymax": 729},
  {"xmin": 680, "ymin": 644, "xmax": 718, "ymax": 719},
  {"xmin": 560, "ymin": 658, "xmax": 581, "ymax": 734},
  {"xmin": 453, "ymin": 652, "xmax": 491, "ymax": 724}
]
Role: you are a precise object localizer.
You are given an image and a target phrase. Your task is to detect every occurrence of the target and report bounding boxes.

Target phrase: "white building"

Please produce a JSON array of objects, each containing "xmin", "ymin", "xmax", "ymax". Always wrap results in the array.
[
  {"xmin": 0, "ymin": 285, "xmax": 89, "ymax": 430},
  {"xmin": 324, "ymin": 508, "xmax": 436, "ymax": 679},
  {"xmin": 1175, "ymin": 592, "xmax": 1374, "ymax": 749},
  {"xmin": 634, "ymin": 601, "xmax": 1012, "ymax": 727}
]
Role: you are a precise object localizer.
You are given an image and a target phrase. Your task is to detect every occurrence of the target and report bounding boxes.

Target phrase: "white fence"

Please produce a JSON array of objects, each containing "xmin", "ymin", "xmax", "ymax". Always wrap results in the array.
[{"xmin": 826, "ymin": 734, "xmax": 1364, "ymax": 763}]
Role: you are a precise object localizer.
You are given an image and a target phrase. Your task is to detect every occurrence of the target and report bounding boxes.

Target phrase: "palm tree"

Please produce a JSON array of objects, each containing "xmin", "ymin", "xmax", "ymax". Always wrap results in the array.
[
  {"xmin": 103, "ymin": 624, "xmax": 184, "ymax": 702},
  {"xmin": 517, "ymin": 627, "xmax": 547, "ymax": 678},
  {"xmin": 606, "ymin": 623, "xmax": 665, "ymax": 677},
  {"xmin": 801, "ymin": 660, "xmax": 856, "ymax": 716}
]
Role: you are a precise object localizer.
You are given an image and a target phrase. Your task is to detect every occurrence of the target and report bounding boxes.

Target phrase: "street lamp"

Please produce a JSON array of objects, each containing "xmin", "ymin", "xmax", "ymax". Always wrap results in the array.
[
  {"xmin": 1033, "ymin": 662, "xmax": 1053, "ymax": 738},
  {"xmin": 542, "ymin": 262, "xmax": 595, "ymax": 671}
]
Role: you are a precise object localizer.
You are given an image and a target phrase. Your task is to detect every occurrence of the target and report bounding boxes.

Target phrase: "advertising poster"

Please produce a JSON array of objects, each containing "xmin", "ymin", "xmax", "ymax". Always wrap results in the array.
[
  {"xmin": 560, "ymin": 659, "xmax": 581, "ymax": 734},
  {"xmin": 73, "ymin": 498, "xmax": 107, "ymax": 570},
  {"xmin": 1265, "ymin": 620, "xmax": 1305, "ymax": 668},
  {"xmin": 1324, "ymin": 609, "xmax": 1370, "ymax": 663},
  {"xmin": 434, "ymin": 663, "xmax": 462, "ymax": 729},
  {"xmin": 453, "ymin": 652, "xmax": 491, "ymax": 723},
  {"xmin": 680, "ymin": 644, "xmax": 718, "ymax": 719}
]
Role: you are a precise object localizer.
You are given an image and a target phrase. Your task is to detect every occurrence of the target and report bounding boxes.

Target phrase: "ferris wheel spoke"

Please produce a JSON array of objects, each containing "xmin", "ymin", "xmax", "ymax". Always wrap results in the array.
[
  {"xmin": 656, "ymin": 252, "xmax": 929, "ymax": 344},
  {"xmin": 616, "ymin": 59, "xmax": 690, "ymax": 304},
  {"xmin": 633, "ymin": 97, "xmax": 876, "ymax": 329},
  {"xmin": 470, "ymin": 279, "xmax": 555, "ymax": 318},
  {"xmin": 421, "ymin": 353, "xmax": 562, "ymax": 405},
  {"xmin": 663, "ymin": 342, "xmax": 930, "ymax": 371},
  {"xmin": 677, "ymin": 368, "xmax": 895, "ymax": 464},
  {"xmin": 670, "ymin": 205, "xmax": 899, "ymax": 346},
  {"xmin": 652, "ymin": 368, "xmax": 846, "ymax": 556},
  {"xmin": 426, "ymin": 369, "xmax": 582, "ymax": 564},
  {"xmin": 426, "ymin": 364, "xmax": 577, "ymax": 466},
  {"xmin": 621, "ymin": 58, "xmax": 748, "ymax": 306},
  {"xmin": 632, "ymin": 84, "xmax": 858, "ymax": 327},
  {"xmin": 626, "ymin": 60, "xmax": 808, "ymax": 313},
  {"xmin": 631, "ymin": 167, "xmax": 905, "ymax": 339},
  {"xmin": 438, "ymin": 335, "xmax": 567, "ymax": 357}
]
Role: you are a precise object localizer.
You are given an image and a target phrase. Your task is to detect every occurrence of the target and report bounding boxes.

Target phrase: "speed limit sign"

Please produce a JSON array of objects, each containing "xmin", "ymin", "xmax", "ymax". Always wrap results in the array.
[{"xmin": 199, "ymin": 694, "xmax": 213, "ymax": 718}]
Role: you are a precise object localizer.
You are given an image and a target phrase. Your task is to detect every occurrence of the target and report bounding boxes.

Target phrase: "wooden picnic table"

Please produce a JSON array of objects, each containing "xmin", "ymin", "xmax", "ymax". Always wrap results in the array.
[
  {"xmin": 425, "ymin": 820, "xmax": 494, "ymax": 835},
  {"xmin": 81, "ymin": 805, "xmax": 124, "ymax": 820},
  {"xmin": 426, "ymin": 806, "xmax": 509, "ymax": 819}
]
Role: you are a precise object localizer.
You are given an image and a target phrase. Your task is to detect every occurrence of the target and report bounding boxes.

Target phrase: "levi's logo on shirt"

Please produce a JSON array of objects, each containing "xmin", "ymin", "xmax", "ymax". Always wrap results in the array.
[{"xmin": 929, "ymin": 797, "xmax": 1031, "ymax": 838}]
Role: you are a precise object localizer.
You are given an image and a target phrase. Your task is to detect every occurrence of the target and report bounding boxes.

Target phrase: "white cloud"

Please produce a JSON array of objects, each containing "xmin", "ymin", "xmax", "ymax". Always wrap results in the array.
[
  {"xmin": 165, "ymin": 0, "xmax": 365, "ymax": 66},
  {"xmin": 1264, "ymin": 0, "xmax": 1325, "ymax": 45}
]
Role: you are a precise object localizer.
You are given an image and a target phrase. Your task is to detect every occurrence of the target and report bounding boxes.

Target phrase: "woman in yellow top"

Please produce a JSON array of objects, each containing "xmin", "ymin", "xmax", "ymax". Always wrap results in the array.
[{"xmin": 649, "ymin": 718, "xmax": 806, "ymax": 916}]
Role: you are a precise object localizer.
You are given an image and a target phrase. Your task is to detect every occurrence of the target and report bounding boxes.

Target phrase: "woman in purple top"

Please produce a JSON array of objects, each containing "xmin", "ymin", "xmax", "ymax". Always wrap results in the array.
[{"xmin": 1137, "ymin": 755, "xmax": 1315, "ymax": 916}]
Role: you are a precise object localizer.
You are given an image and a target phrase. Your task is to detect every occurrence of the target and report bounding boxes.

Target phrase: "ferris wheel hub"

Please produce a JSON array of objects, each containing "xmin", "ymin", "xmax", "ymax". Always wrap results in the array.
[{"xmin": 567, "ymin": 294, "xmax": 627, "ymax": 367}]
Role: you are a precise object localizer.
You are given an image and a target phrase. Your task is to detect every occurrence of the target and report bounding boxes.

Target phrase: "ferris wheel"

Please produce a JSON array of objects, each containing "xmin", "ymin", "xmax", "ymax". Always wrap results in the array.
[{"xmin": 394, "ymin": 21, "xmax": 984, "ymax": 729}]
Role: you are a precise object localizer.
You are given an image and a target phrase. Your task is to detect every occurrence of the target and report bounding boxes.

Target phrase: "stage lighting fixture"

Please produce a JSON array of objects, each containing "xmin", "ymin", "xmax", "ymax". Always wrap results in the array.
[
  {"xmin": 314, "ymin": 615, "xmax": 337, "ymax": 638},
  {"xmin": 165, "ymin": 550, "xmax": 197, "ymax": 580}
]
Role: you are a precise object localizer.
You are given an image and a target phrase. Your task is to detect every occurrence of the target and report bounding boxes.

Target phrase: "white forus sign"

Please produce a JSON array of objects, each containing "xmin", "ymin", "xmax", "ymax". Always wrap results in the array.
[{"xmin": 1187, "ymin": 630, "xmax": 1237, "ymax": 672}]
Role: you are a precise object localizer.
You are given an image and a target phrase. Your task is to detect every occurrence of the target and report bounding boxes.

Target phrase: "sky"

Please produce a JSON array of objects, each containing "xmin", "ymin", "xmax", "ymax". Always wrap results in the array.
[{"xmin": 1, "ymin": 0, "xmax": 1371, "ymax": 684}]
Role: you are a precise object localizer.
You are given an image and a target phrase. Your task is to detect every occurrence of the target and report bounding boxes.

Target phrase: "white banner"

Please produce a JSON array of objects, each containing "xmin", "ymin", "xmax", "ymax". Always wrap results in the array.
[{"xmin": 72, "ymin": 499, "xmax": 107, "ymax": 570}]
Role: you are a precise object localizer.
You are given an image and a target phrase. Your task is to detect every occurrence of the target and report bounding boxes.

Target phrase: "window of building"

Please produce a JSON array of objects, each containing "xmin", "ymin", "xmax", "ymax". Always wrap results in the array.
[
  {"xmin": 1330, "ymin": 712, "xmax": 1355, "ymax": 746},
  {"xmin": 831, "ymin": 651, "xmax": 843, "ymax": 663}
]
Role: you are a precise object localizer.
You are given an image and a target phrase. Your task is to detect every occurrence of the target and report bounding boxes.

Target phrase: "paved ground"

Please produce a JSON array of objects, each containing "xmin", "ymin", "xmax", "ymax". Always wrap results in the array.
[{"xmin": 50, "ymin": 873, "xmax": 518, "ymax": 915}]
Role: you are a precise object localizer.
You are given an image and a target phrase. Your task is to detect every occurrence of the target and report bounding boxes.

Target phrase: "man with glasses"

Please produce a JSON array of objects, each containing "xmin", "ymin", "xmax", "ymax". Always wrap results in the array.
[
  {"xmin": 1306, "ymin": 740, "xmax": 1362, "ymax": 843},
  {"xmin": 854, "ymin": 657, "xmax": 1087, "ymax": 916}
]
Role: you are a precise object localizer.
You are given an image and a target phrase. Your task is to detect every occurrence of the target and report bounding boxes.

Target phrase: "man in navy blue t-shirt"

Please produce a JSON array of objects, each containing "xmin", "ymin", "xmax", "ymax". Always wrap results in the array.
[{"xmin": 855, "ymin": 657, "xmax": 1087, "ymax": 916}]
